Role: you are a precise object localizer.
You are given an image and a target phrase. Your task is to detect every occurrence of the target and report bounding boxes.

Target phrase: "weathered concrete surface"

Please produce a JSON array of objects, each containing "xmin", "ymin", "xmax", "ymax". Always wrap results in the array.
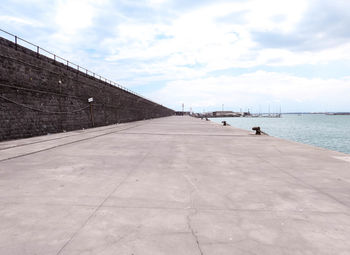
[{"xmin": 0, "ymin": 116, "xmax": 350, "ymax": 255}]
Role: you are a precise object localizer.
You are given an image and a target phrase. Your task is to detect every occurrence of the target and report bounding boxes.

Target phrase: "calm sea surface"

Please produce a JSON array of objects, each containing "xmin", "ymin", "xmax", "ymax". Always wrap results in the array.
[{"xmin": 210, "ymin": 114, "xmax": 350, "ymax": 154}]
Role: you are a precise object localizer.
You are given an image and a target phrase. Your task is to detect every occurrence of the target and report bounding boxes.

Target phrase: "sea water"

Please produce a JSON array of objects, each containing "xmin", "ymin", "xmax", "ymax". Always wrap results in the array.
[{"xmin": 210, "ymin": 114, "xmax": 350, "ymax": 154}]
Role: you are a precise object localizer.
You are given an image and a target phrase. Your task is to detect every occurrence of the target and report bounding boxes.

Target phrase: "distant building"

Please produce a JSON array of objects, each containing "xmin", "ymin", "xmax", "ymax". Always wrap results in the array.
[
  {"xmin": 212, "ymin": 111, "xmax": 241, "ymax": 117},
  {"xmin": 175, "ymin": 111, "xmax": 191, "ymax": 116}
]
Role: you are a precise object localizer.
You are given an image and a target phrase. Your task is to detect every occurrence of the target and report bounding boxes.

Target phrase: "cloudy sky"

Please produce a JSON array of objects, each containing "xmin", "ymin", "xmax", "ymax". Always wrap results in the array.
[{"xmin": 1, "ymin": 0, "xmax": 350, "ymax": 112}]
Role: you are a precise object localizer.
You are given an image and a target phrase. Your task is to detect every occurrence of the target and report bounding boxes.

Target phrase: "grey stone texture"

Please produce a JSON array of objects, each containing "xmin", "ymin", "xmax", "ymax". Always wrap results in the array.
[
  {"xmin": 0, "ymin": 116, "xmax": 350, "ymax": 254},
  {"xmin": 0, "ymin": 37, "xmax": 173, "ymax": 141}
]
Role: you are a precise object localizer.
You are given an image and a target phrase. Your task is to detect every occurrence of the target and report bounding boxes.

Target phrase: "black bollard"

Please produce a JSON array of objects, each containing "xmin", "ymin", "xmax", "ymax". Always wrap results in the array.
[
  {"xmin": 252, "ymin": 126, "xmax": 261, "ymax": 135},
  {"xmin": 222, "ymin": 121, "xmax": 227, "ymax": 126}
]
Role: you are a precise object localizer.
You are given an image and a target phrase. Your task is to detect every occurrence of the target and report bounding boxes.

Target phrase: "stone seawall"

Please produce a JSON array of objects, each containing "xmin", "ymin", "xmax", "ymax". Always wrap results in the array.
[{"xmin": 0, "ymin": 37, "xmax": 174, "ymax": 141}]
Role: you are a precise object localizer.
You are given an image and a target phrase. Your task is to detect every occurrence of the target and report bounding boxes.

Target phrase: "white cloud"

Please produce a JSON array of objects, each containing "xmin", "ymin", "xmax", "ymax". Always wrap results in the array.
[
  {"xmin": 0, "ymin": 16, "xmax": 43, "ymax": 27},
  {"xmin": 2, "ymin": 0, "xmax": 350, "ymax": 112},
  {"xmin": 55, "ymin": 2, "xmax": 94, "ymax": 34},
  {"xmin": 147, "ymin": 0, "xmax": 169, "ymax": 6},
  {"xmin": 244, "ymin": 0, "xmax": 308, "ymax": 32},
  {"xmin": 101, "ymin": 0, "xmax": 350, "ymax": 78},
  {"xmin": 150, "ymin": 71, "xmax": 350, "ymax": 112},
  {"xmin": 52, "ymin": 0, "xmax": 108, "ymax": 43}
]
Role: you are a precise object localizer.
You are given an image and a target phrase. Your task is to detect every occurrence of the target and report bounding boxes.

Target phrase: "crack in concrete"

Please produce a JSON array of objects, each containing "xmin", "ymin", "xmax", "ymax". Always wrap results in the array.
[
  {"xmin": 55, "ymin": 137, "xmax": 160, "ymax": 255},
  {"xmin": 184, "ymin": 174, "xmax": 204, "ymax": 255},
  {"xmin": 256, "ymin": 154, "xmax": 350, "ymax": 210},
  {"xmin": 187, "ymin": 210, "xmax": 204, "ymax": 255}
]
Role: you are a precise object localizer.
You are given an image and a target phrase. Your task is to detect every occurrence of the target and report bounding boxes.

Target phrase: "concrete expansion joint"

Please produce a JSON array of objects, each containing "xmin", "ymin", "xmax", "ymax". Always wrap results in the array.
[{"xmin": 0, "ymin": 123, "xmax": 146, "ymax": 163}]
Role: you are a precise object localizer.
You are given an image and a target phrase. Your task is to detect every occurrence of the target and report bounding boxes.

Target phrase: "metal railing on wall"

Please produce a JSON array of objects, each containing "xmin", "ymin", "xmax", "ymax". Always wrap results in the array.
[{"xmin": 0, "ymin": 28, "xmax": 160, "ymax": 106}]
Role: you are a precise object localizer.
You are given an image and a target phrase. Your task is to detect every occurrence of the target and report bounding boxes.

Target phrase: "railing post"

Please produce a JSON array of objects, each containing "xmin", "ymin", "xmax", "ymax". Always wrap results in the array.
[
  {"xmin": 15, "ymin": 36, "xmax": 17, "ymax": 50},
  {"xmin": 36, "ymin": 46, "xmax": 39, "ymax": 57},
  {"xmin": 54, "ymin": 54, "xmax": 56, "ymax": 63},
  {"xmin": 67, "ymin": 60, "xmax": 69, "ymax": 70}
]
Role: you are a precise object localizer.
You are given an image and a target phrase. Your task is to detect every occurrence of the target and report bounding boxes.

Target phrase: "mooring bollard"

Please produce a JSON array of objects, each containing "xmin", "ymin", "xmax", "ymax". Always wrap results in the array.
[
  {"xmin": 252, "ymin": 126, "xmax": 261, "ymax": 135},
  {"xmin": 222, "ymin": 121, "xmax": 227, "ymax": 126}
]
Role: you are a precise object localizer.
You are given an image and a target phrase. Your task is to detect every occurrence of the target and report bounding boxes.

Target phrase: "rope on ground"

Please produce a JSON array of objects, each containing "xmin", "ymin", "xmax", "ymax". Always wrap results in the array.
[{"xmin": 0, "ymin": 95, "xmax": 90, "ymax": 114}]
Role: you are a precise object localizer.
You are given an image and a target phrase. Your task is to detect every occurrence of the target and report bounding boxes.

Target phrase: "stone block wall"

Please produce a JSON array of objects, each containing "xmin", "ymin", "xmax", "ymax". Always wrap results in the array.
[{"xmin": 0, "ymin": 37, "xmax": 174, "ymax": 141}]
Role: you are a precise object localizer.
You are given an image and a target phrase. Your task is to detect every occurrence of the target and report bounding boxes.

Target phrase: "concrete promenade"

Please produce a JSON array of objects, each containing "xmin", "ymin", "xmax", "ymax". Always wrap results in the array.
[{"xmin": 0, "ymin": 116, "xmax": 350, "ymax": 254}]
